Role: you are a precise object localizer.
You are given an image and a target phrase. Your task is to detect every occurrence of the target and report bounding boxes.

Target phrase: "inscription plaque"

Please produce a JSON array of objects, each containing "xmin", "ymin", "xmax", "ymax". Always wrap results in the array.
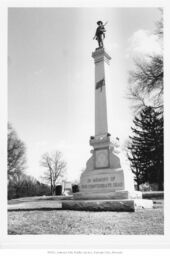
[{"xmin": 80, "ymin": 171, "xmax": 124, "ymax": 192}]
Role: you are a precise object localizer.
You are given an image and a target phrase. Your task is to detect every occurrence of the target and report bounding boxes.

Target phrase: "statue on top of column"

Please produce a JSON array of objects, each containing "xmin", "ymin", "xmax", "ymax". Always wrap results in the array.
[{"xmin": 93, "ymin": 21, "xmax": 108, "ymax": 48}]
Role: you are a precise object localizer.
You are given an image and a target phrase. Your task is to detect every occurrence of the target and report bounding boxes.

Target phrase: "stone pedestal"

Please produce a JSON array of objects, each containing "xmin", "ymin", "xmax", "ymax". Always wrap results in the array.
[{"xmin": 75, "ymin": 134, "xmax": 142, "ymax": 200}]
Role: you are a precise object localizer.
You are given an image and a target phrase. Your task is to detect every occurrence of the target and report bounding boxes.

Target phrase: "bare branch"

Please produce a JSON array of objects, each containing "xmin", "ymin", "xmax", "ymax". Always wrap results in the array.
[{"xmin": 127, "ymin": 53, "xmax": 163, "ymax": 115}]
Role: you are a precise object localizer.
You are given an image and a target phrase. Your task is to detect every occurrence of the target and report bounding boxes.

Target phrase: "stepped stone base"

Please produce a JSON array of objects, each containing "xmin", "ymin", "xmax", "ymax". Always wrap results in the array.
[
  {"xmin": 74, "ymin": 190, "xmax": 142, "ymax": 200},
  {"xmin": 62, "ymin": 199, "xmax": 153, "ymax": 212}
]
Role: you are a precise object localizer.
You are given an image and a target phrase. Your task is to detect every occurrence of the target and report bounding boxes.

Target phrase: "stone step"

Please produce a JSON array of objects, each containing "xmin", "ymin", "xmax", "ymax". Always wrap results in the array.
[{"xmin": 62, "ymin": 199, "xmax": 153, "ymax": 212}]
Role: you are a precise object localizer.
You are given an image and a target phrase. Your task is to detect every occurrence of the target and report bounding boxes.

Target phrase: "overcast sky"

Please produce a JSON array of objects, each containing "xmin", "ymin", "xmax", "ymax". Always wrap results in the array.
[{"xmin": 8, "ymin": 7, "xmax": 162, "ymax": 182}]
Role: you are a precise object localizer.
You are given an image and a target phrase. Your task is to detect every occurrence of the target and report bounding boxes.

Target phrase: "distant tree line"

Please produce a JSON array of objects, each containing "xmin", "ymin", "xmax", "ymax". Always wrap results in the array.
[{"xmin": 8, "ymin": 173, "xmax": 51, "ymax": 200}]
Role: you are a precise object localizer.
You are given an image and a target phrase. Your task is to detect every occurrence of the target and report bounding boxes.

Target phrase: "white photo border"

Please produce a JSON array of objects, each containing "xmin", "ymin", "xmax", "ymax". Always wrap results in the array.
[{"xmin": 0, "ymin": 0, "xmax": 170, "ymax": 250}]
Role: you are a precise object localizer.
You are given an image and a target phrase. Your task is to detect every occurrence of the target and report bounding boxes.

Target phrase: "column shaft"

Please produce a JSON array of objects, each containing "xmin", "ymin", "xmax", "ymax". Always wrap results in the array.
[{"xmin": 92, "ymin": 48, "xmax": 111, "ymax": 136}]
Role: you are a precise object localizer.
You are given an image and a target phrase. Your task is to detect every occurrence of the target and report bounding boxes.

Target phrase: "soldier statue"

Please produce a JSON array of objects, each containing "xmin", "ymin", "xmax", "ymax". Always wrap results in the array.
[{"xmin": 93, "ymin": 21, "xmax": 108, "ymax": 48}]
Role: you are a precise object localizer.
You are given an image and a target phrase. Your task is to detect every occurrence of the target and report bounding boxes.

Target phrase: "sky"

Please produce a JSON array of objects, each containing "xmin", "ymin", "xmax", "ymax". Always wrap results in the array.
[{"xmin": 8, "ymin": 7, "xmax": 162, "ymax": 182}]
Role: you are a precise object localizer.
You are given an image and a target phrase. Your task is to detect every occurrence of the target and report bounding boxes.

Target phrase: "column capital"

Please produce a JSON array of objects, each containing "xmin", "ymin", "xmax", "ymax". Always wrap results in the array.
[{"xmin": 92, "ymin": 48, "xmax": 111, "ymax": 64}]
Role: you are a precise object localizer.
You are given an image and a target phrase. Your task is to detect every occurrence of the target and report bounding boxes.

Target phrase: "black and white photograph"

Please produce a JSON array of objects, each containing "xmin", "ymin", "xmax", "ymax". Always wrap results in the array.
[{"xmin": 0, "ymin": 0, "xmax": 169, "ymax": 254}]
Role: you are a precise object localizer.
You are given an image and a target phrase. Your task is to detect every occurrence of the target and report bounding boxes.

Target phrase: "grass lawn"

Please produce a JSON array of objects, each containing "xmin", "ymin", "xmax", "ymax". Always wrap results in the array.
[{"xmin": 8, "ymin": 208, "xmax": 164, "ymax": 235}]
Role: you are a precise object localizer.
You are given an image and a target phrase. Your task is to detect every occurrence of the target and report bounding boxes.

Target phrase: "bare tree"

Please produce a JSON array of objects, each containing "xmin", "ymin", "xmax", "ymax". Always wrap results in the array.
[
  {"xmin": 8, "ymin": 123, "xmax": 26, "ymax": 181},
  {"xmin": 127, "ymin": 54, "xmax": 163, "ymax": 115},
  {"xmin": 40, "ymin": 151, "xmax": 66, "ymax": 195},
  {"xmin": 127, "ymin": 11, "xmax": 163, "ymax": 114}
]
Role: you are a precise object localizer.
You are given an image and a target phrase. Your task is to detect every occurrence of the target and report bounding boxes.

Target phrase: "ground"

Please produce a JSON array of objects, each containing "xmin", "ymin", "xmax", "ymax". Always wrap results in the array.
[
  {"xmin": 8, "ymin": 208, "xmax": 164, "ymax": 235},
  {"xmin": 8, "ymin": 195, "xmax": 164, "ymax": 235}
]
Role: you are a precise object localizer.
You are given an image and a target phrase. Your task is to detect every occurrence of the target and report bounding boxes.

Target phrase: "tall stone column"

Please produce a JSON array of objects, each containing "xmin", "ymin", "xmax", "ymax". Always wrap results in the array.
[
  {"xmin": 74, "ymin": 48, "xmax": 143, "ymax": 202},
  {"xmin": 92, "ymin": 48, "xmax": 111, "ymax": 136}
]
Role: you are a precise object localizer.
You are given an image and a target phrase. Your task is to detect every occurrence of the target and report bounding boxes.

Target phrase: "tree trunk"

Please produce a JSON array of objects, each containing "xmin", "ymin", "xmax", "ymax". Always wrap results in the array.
[
  {"xmin": 52, "ymin": 181, "xmax": 56, "ymax": 196},
  {"xmin": 136, "ymin": 180, "xmax": 140, "ymax": 191},
  {"xmin": 50, "ymin": 180, "xmax": 53, "ymax": 195}
]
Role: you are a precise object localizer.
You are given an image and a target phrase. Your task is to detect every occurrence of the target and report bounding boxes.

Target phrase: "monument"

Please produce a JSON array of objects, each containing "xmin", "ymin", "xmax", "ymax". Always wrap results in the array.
[{"xmin": 64, "ymin": 21, "xmax": 153, "ymax": 211}]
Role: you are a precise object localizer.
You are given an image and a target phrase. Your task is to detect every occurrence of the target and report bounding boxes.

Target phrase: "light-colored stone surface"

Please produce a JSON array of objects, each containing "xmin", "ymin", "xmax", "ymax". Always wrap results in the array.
[
  {"xmin": 92, "ymin": 48, "xmax": 111, "ymax": 136},
  {"xmin": 79, "ymin": 165, "xmax": 135, "ymax": 195},
  {"xmin": 74, "ymin": 190, "xmax": 142, "ymax": 200},
  {"xmin": 80, "ymin": 168, "xmax": 125, "ymax": 193},
  {"xmin": 134, "ymin": 199, "xmax": 153, "ymax": 209}
]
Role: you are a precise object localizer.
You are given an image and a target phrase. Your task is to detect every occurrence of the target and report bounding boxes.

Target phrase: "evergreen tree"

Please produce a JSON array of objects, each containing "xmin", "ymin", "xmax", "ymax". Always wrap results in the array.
[{"xmin": 128, "ymin": 106, "xmax": 163, "ymax": 190}]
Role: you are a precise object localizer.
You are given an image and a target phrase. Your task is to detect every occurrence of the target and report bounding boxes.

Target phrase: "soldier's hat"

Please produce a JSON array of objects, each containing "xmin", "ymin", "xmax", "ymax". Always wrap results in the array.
[{"xmin": 97, "ymin": 21, "xmax": 103, "ymax": 25}]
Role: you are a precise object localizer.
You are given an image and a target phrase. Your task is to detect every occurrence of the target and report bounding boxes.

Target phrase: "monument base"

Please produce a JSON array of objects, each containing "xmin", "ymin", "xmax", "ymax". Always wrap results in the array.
[
  {"xmin": 62, "ymin": 199, "xmax": 153, "ymax": 212},
  {"xmin": 74, "ymin": 190, "xmax": 142, "ymax": 200},
  {"xmin": 76, "ymin": 134, "xmax": 153, "ymax": 211}
]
